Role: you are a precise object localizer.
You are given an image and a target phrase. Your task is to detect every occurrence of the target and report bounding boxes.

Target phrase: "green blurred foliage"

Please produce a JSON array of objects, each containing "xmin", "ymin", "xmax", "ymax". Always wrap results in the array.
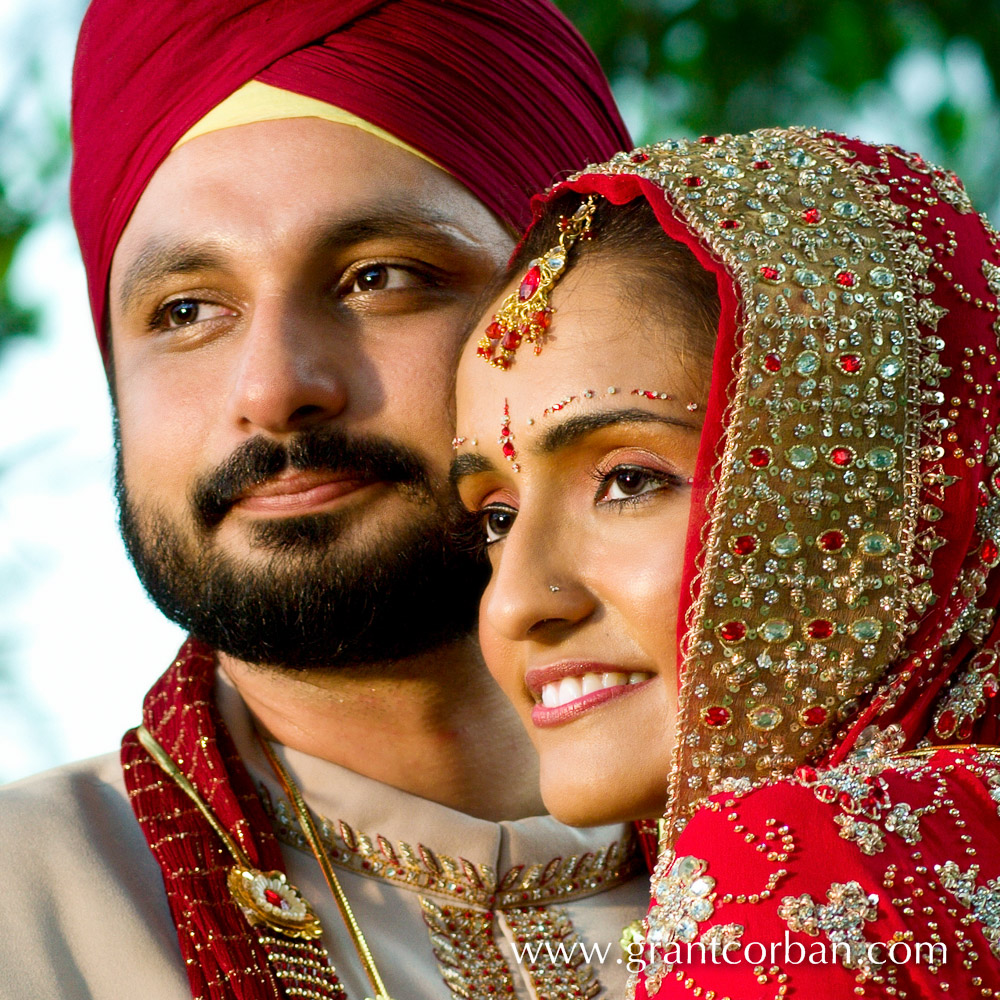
[{"xmin": 559, "ymin": 0, "xmax": 1000, "ymax": 215}]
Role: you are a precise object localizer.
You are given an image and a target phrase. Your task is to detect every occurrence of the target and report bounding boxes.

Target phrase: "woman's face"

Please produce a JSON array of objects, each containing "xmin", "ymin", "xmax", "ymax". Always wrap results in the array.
[{"xmin": 454, "ymin": 255, "xmax": 706, "ymax": 826}]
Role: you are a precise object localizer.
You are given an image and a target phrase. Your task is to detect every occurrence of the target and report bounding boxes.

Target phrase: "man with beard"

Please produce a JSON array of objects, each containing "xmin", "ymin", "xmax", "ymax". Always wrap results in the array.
[{"xmin": 0, "ymin": 2, "xmax": 648, "ymax": 1000}]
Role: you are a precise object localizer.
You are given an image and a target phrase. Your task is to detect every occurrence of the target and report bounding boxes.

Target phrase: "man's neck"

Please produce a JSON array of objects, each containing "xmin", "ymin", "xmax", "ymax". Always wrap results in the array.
[{"xmin": 218, "ymin": 637, "xmax": 544, "ymax": 822}]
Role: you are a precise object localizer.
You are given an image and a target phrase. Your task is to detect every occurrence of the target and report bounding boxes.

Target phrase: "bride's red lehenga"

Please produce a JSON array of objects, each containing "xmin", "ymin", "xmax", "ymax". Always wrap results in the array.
[{"xmin": 539, "ymin": 129, "xmax": 1000, "ymax": 999}]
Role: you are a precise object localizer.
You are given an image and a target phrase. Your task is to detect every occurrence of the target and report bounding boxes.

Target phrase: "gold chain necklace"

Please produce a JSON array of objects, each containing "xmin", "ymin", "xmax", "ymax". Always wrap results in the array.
[
  {"xmin": 136, "ymin": 724, "xmax": 395, "ymax": 1000},
  {"xmin": 255, "ymin": 730, "xmax": 396, "ymax": 1000}
]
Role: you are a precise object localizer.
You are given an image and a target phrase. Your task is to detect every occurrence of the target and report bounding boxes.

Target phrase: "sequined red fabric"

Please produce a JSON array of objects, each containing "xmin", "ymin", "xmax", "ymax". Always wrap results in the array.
[{"xmin": 535, "ymin": 128, "xmax": 1000, "ymax": 999}]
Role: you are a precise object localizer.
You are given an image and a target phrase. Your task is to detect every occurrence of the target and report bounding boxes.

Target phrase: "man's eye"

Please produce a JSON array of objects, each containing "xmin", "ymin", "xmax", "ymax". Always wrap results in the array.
[
  {"xmin": 483, "ymin": 505, "xmax": 517, "ymax": 544},
  {"xmin": 155, "ymin": 299, "xmax": 234, "ymax": 330},
  {"xmin": 596, "ymin": 466, "xmax": 673, "ymax": 503},
  {"xmin": 345, "ymin": 264, "xmax": 421, "ymax": 295}
]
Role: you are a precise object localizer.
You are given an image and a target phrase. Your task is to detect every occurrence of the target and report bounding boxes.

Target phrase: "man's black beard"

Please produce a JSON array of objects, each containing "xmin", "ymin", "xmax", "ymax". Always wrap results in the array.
[{"xmin": 115, "ymin": 424, "xmax": 486, "ymax": 670}]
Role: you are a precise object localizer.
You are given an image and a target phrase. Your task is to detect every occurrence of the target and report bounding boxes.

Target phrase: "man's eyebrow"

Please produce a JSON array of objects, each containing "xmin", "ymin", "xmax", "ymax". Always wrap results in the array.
[
  {"xmin": 450, "ymin": 451, "xmax": 496, "ymax": 485},
  {"xmin": 117, "ymin": 204, "xmax": 493, "ymax": 315},
  {"xmin": 118, "ymin": 245, "xmax": 226, "ymax": 315},
  {"xmin": 536, "ymin": 408, "xmax": 700, "ymax": 454}
]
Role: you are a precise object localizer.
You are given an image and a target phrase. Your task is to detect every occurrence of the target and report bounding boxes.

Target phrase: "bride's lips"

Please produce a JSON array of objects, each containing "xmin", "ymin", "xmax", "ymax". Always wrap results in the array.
[
  {"xmin": 232, "ymin": 471, "xmax": 379, "ymax": 516},
  {"xmin": 525, "ymin": 661, "xmax": 654, "ymax": 728}
]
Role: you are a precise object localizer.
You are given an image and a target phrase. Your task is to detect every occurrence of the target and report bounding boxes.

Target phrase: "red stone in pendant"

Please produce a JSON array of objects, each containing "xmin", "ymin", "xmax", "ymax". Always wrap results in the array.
[
  {"xmin": 733, "ymin": 534, "xmax": 758, "ymax": 555},
  {"xmin": 763, "ymin": 353, "xmax": 781, "ymax": 372},
  {"xmin": 533, "ymin": 309, "xmax": 551, "ymax": 330},
  {"xmin": 801, "ymin": 207, "xmax": 821, "ymax": 224},
  {"xmin": 748, "ymin": 447, "xmax": 771, "ymax": 468},
  {"xmin": 838, "ymin": 354, "xmax": 863, "ymax": 374},
  {"xmin": 718, "ymin": 621, "xmax": 747, "ymax": 643},
  {"xmin": 519, "ymin": 266, "xmax": 541, "ymax": 301},
  {"xmin": 835, "ymin": 271, "xmax": 857, "ymax": 287},
  {"xmin": 807, "ymin": 619, "xmax": 834, "ymax": 639},
  {"xmin": 502, "ymin": 441, "xmax": 515, "ymax": 458},
  {"xmin": 264, "ymin": 888, "xmax": 285, "ymax": 908},
  {"xmin": 982, "ymin": 538, "xmax": 999, "ymax": 564},
  {"xmin": 682, "ymin": 175, "xmax": 704, "ymax": 187},
  {"xmin": 501, "ymin": 329, "xmax": 521, "ymax": 351},
  {"xmin": 830, "ymin": 447, "xmax": 853, "ymax": 466},
  {"xmin": 818, "ymin": 529, "xmax": 846, "ymax": 552},
  {"xmin": 703, "ymin": 706, "xmax": 732, "ymax": 728},
  {"xmin": 800, "ymin": 705, "xmax": 828, "ymax": 727},
  {"xmin": 476, "ymin": 343, "xmax": 490, "ymax": 358},
  {"xmin": 759, "ymin": 265, "xmax": 781, "ymax": 281},
  {"xmin": 957, "ymin": 716, "xmax": 974, "ymax": 740}
]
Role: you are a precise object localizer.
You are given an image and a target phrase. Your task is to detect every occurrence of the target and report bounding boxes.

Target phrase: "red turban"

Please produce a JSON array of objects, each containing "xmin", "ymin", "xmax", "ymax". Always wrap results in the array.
[{"xmin": 70, "ymin": 0, "xmax": 630, "ymax": 351}]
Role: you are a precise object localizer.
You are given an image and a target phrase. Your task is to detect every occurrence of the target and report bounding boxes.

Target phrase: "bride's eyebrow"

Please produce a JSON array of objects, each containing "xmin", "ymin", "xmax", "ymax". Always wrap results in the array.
[
  {"xmin": 536, "ymin": 408, "xmax": 699, "ymax": 454},
  {"xmin": 450, "ymin": 452, "xmax": 495, "ymax": 485}
]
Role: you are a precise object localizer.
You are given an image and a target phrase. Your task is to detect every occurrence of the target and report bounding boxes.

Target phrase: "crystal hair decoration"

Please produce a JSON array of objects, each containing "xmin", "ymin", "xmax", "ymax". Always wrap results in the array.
[{"xmin": 477, "ymin": 196, "xmax": 598, "ymax": 370}]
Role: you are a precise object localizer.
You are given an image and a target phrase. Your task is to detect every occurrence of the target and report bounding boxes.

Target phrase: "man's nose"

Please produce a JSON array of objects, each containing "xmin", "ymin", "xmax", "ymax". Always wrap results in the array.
[
  {"xmin": 483, "ymin": 512, "xmax": 596, "ymax": 642},
  {"xmin": 226, "ymin": 298, "xmax": 349, "ymax": 434}
]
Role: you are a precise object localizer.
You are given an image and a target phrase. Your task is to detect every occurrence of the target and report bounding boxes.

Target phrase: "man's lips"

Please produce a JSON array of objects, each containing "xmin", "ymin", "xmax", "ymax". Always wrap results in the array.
[
  {"xmin": 231, "ymin": 471, "xmax": 378, "ymax": 515},
  {"xmin": 525, "ymin": 661, "xmax": 655, "ymax": 728}
]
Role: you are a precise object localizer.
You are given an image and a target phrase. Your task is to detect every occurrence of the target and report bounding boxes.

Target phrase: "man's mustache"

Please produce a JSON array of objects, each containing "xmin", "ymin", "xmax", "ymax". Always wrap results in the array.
[{"xmin": 192, "ymin": 428, "xmax": 432, "ymax": 529}]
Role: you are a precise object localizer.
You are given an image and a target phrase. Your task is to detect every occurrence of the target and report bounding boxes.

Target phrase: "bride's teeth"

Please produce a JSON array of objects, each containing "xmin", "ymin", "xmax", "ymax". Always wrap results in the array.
[
  {"xmin": 541, "ymin": 684, "xmax": 558, "ymax": 707},
  {"xmin": 628, "ymin": 672, "xmax": 648, "ymax": 684},
  {"xmin": 601, "ymin": 671, "xmax": 628, "ymax": 688},
  {"xmin": 558, "ymin": 676, "xmax": 583, "ymax": 705},
  {"xmin": 581, "ymin": 674, "xmax": 602, "ymax": 696}
]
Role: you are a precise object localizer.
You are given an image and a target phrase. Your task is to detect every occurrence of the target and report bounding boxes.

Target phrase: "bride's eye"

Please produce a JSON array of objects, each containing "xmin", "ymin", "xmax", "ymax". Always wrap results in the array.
[
  {"xmin": 595, "ymin": 465, "xmax": 676, "ymax": 504},
  {"xmin": 482, "ymin": 505, "xmax": 517, "ymax": 544}
]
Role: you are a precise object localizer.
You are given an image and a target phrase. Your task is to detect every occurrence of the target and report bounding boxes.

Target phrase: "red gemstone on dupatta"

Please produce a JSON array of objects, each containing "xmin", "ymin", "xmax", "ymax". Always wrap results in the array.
[
  {"xmin": 733, "ymin": 535, "xmax": 758, "ymax": 555},
  {"xmin": 807, "ymin": 619, "xmax": 834, "ymax": 639},
  {"xmin": 982, "ymin": 538, "xmax": 999, "ymax": 564},
  {"xmin": 835, "ymin": 271, "xmax": 857, "ymax": 288},
  {"xmin": 519, "ymin": 266, "xmax": 541, "ymax": 301},
  {"xmin": 830, "ymin": 447, "xmax": 853, "ymax": 466},
  {"xmin": 630, "ymin": 151, "xmax": 650, "ymax": 163},
  {"xmin": 718, "ymin": 621, "xmax": 747, "ymax": 643},
  {"xmin": 800, "ymin": 706, "xmax": 828, "ymax": 727},
  {"xmin": 936, "ymin": 709, "xmax": 957, "ymax": 737},
  {"xmin": 957, "ymin": 716, "xmax": 974, "ymax": 740},
  {"xmin": 838, "ymin": 354, "xmax": 863, "ymax": 374},
  {"xmin": 682, "ymin": 175, "xmax": 704, "ymax": 187},
  {"xmin": 748, "ymin": 447, "xmax": 771, "ymax": 468},
  {"xmin": 759, "ymin": 266, "xmax": 781, "ymax": 281},
  {"xmin": 763, "ymin": 353, "xmax": 782, "ymax": 372},
  {"xmin": 752, "ymin": 160, "xmax": 772, "ymax": 170},
  {"xmin": 264, "ymin": 889, "xmax": 285, "ymax": 908},
  {"xmin": 801, "ymin": 208, "xmax": 821, "ymax": 224},
  {"xmin": 795, "ymin": 764, "xmax": 817, "ymax": 782},
  {"xmin": 699, "ymin": 136, "xmax": 718, "ymax": 144},
  {"xmin": 719, "ymin": 219, "xmax": 741, "ymax": 230},
  {"xmin": 703, "ymin": 706, "xmax": 732, "ymax": 728},
  {"xmin": 818, "ymin": 529, "xmax": 846, "ymax": 552}
]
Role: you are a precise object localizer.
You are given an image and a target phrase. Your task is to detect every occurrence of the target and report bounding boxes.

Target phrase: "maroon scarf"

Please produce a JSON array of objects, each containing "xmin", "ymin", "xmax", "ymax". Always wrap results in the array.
[{"xmin": 122, "ymin": 638, "xmax": 344, "ymax": 1000}]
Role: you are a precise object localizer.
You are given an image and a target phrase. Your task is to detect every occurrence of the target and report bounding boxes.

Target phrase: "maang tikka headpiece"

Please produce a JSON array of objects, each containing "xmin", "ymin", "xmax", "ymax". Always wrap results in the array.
[{"xmin": 477, "ymin": 195, "xmax": 598, "ymax": 370}]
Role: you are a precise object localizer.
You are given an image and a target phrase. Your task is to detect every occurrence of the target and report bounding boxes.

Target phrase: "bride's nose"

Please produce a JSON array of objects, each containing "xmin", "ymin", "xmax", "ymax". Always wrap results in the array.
[{"xmin": 481, "ymin": 510, "xmax": 596, "ymax": 641}]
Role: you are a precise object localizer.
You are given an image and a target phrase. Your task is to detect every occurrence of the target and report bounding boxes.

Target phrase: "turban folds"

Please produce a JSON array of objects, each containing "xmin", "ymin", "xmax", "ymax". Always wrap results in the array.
[{"xmin": 70, "ymin": 0, "xmax": 630, "ymax": 350}]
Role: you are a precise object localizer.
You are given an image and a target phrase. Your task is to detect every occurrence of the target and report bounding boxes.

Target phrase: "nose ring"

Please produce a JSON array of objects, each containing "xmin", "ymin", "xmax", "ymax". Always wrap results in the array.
[{"xmin": 549, "ymin": 585, "xmax": 561, "ymax": 593}]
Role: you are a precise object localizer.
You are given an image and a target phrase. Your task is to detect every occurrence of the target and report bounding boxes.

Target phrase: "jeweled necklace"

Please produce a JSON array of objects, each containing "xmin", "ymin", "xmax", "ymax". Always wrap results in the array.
[
  {"xmin": 136, "ymin": 724, "xmax": 395, "ymax": 1000},
  {"xmin": 255, "ymin": 731, "xmax": 396, "ymax": 1000}
]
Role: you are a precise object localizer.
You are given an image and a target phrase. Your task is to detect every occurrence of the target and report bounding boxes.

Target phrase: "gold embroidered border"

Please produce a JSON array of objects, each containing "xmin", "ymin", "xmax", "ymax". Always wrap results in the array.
[{"xmin": 261, "ymin": 785, "xmax": 642, "ymax": 908}]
